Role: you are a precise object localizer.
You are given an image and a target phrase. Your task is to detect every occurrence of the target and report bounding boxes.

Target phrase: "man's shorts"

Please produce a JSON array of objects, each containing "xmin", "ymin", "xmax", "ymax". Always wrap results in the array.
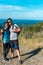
[{"xmin": 10, "ymin": 40, "xmax": 19, "ymax": 49}]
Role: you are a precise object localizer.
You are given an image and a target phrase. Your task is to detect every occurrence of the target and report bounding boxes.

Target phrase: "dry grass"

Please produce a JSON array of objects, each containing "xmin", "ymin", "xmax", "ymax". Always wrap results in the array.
[
  {"xmin": 0, "ymin": 35, "xmax": 43, "ymax": 65},
  {"xmin": 19, "ymin": 36, "xmax": 43, "ymax": 50}
]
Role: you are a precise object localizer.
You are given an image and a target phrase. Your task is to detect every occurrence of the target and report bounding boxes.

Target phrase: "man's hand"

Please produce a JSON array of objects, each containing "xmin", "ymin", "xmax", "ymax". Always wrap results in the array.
[{"xmin": 12, "ymin": 28, "xmax": 21, "ymax": 33}]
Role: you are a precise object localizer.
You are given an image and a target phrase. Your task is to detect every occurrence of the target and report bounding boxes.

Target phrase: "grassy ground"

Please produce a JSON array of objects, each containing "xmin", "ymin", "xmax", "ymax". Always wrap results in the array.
[
  {"xmin": 0, "ymin": 22, "xmax": 43, "ymax": 65},
  {"xmin": 0, "ymin": 35, "xmax": 43, "ymax": 65}
]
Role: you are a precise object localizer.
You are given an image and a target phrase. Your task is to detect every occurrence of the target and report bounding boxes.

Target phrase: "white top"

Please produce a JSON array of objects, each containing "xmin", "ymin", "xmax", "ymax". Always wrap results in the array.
[{"xmin": 9, "ymin": 24, "xmax": 19, "ymax": 40}]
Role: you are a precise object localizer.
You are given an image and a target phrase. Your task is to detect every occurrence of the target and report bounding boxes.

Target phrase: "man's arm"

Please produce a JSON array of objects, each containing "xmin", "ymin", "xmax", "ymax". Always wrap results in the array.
[
  {"xmin": 12, "ymin": 24, "xmax": 21, "ymax": 33},
  {"xmin": 12, "ymin": 28, "xmax": 21, "ymax": 33}
]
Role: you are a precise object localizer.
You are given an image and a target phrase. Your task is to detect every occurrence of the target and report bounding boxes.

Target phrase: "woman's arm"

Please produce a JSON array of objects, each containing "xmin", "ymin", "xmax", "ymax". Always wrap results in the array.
[{"xmin": 1, "ymin": 29, "xmax": 4, "ymax": 34}]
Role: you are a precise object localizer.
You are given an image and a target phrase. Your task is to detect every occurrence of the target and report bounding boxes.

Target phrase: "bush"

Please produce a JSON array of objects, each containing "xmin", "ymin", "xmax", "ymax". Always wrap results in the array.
[{"xmin": 19, "ymin": 22, "xmax": 43, "ymax": 39}]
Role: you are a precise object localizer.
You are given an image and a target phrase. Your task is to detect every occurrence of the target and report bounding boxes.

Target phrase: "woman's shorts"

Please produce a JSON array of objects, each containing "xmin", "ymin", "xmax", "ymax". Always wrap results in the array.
[{"xmin": 10, "ymin": 40, "xmax": 19, "ymax": 49}]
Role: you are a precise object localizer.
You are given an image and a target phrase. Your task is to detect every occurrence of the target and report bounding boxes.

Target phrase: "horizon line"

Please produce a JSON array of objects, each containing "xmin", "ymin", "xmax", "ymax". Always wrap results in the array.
[{"xmin": 0, "ymin": 18, "xmax": 43, "ymax": 20}]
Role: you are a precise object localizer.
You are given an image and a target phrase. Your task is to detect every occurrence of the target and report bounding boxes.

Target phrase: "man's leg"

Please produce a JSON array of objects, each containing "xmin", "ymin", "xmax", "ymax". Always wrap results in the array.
[
  {"xmin": 11, "ymin": 48, "xmax": 14, "ymax": 58},
  {"xmin": 10, "ymin": 41, "xmax": 14, "ymax": 58},
  {"xmin": 14, "ymin": 40, "xmax": 23, "ymax": 64},
  {"xmin": 16, "ymin": 49, "xmax": 23, "ymax": 64},
  {"xmin": 16, "ymin": 49, "xmax": 21, "ymax": 61},
  {"xmin": 13, "ymin": 40, "xmax": 21, "ymax": 60}
]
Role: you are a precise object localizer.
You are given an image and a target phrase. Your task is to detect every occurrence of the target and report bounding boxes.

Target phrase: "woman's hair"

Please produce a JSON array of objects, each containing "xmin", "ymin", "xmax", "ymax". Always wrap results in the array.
[
  {"xmin": 4, "ymin": 22, "xmax": 9, "ymax": 30},
  {"xmin": 7, "ymin": 18, "xmax": 12, "ymax": 22},
  {"xmin": 4, "ymin": 22, "xmax": 9, "ymax": 25}
]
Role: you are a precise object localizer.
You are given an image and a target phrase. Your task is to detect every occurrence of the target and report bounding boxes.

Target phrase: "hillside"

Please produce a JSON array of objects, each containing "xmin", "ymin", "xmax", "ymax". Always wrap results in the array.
[{"xmin": 0, "ymin": 22, "xmax": 43, "ymax": 65}]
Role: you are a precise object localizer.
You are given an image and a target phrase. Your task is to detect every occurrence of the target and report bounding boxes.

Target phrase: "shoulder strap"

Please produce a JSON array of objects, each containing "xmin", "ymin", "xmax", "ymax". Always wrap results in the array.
[
  {"xmin": 14, "ymin": 24, "xmax": 19, "ymax": 28},
  {"xmin": 12, "ymin": 24, "xmax": 14, "ymax": 29},
  {"xmin": 12, "ymin": 24, "xmax": 17, "ymax": 29}
]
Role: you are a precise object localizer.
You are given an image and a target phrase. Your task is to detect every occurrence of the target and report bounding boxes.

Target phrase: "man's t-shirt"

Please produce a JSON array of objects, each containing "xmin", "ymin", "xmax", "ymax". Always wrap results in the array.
[
  {"xmin": 3, "ymin": 28, "xmax": 10, "ymax": 43},
  {"xmin": 9, "ymin": 24, "xmax": 19, "ymax": 40}
]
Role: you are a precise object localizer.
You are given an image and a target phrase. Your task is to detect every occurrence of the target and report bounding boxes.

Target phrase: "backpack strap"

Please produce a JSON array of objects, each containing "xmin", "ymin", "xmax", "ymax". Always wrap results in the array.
[{"xmin": 12, "ymin": 24, "xmax": 18, "ymax": 29}]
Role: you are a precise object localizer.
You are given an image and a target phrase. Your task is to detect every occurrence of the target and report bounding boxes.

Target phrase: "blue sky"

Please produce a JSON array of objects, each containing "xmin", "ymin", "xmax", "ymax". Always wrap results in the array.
[{"xmin": 0, "ymin": 0, "xmax": 43, "ymax": 19}]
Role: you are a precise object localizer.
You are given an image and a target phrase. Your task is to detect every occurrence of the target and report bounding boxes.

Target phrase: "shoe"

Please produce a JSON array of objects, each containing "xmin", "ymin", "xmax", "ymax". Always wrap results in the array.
[
  {"xmin": 2, "ymin": 58, "xmax": 9, "ymax": 62},
  {"xmin": 19, "ymin": 60, "xmax": 23, "ymax": 64}
]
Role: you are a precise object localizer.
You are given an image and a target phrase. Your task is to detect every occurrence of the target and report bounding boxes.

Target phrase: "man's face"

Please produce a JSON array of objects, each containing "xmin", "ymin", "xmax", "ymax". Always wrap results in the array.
[{"xmin": 8, "ymin": 20, "xmax": 12, "ymax": 25}]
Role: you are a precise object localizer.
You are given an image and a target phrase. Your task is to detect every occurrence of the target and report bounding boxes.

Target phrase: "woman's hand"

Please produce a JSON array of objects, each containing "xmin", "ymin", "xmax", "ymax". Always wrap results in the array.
[{"xmin": 1, "ymin": 29, "xmax": 3, "ymax": 33}]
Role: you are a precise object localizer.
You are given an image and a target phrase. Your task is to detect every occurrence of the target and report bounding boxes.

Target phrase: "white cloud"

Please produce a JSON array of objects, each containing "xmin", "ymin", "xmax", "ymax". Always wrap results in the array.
[
  {"xmin": 27, "ymin": 10, "xmax": 43, "ymax": 20},
  {"xmin": 0, "ymin": 5, "xmax": 43, "ymax": 19},
  {"xmin": 14, "ymin": 6, "xmax": 23, "ymax": 10},
  {"xmin": 0, "ymin": 4, "xmax": 23, "ymax": 11}
]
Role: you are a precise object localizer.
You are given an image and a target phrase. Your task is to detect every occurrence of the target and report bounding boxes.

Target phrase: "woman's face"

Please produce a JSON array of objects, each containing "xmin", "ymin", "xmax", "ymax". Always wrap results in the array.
[
  {"xmin": 4, "ymin": 23, "xmax": 9, "ymax": 28},
  {"xmin": 8, "ymin": 20, "xmax": 12, "ymax": 25}
]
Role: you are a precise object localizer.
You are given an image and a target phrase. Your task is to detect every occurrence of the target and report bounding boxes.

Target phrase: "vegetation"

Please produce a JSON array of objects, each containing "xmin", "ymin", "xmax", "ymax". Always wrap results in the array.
[
  {"xmin": 0, "ymin": 22, "xmax": 43, "ymax": 38},
  {"xmin": 19, "ymin": 22, "xmax": 43, "ymax": 39},
  {"xmin": 0, "ymin": 22, "xmax": 43, "ymax": 65}
]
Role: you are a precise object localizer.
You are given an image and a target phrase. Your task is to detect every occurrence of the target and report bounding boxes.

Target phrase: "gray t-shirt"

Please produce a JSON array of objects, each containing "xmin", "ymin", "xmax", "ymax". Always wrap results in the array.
[{"xmin": 9, "ymin": 24, "xmax": 19, "ymax": 40}]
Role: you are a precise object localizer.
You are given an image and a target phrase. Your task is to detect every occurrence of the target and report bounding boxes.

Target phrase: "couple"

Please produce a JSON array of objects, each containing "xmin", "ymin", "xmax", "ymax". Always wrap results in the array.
[{"xmin": 1, "ymin": 18, "xmax": 22, "ymax": 64}]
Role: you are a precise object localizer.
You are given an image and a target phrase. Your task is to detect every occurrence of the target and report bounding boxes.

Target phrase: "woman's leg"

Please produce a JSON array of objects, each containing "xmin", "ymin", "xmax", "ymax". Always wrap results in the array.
[
  {"xmin": 3, "ymin": 43, "xmax": 8, "ymax": 59},
  {"xmin": 3, "ymin": 44, "xmax": 7, "ymax": 59}
]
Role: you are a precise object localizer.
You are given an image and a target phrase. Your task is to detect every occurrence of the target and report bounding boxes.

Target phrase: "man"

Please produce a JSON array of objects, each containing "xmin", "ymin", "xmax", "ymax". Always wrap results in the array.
[{"xmin": 7, "ymin": 18, "xmax": 22, "ymax": 64}]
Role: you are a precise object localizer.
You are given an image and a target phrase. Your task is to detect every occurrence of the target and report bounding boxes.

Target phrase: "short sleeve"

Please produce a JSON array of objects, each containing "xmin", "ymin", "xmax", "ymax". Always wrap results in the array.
[{"xmin": 14, "ymin": 24, "xmax": 19, "ymax": 28}]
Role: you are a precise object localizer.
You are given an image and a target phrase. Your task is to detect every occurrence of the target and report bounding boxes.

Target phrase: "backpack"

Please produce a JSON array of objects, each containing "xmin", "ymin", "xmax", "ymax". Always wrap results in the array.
[{"xmin": 12, "ymin": 24, "xmax": 21, "ymax": 36}]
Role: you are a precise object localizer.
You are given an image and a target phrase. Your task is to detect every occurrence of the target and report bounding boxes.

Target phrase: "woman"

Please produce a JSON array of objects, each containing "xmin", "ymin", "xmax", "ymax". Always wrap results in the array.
[{"xmin": 1, "ymin": 22, "xmax": 10, "ymax": 61}]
